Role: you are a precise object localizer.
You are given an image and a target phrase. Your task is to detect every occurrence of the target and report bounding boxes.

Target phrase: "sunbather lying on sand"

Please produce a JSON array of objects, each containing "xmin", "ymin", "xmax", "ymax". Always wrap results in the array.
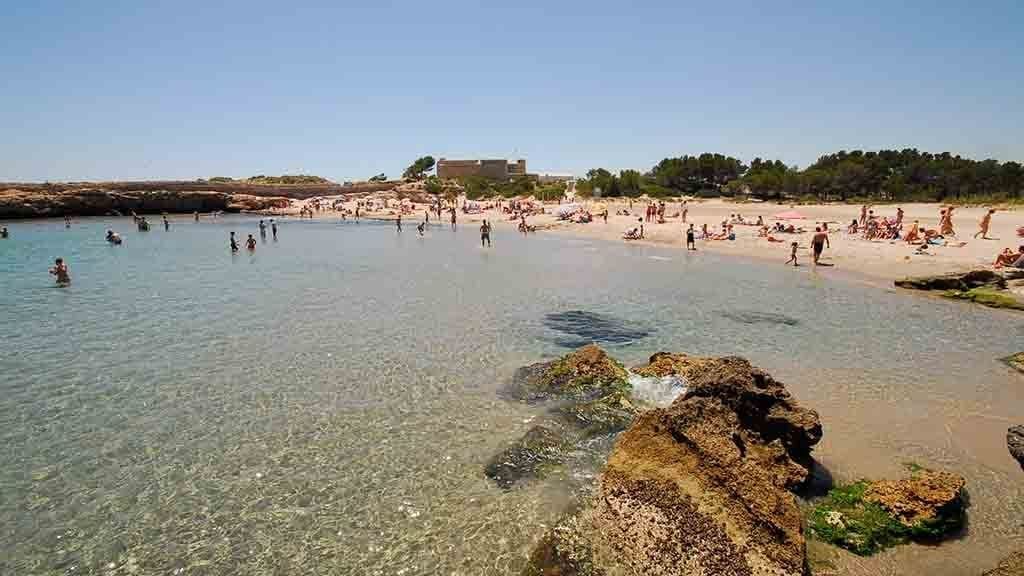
[{"xmin": 994, "ymin": 246, "xmax": 1024, "ymax": 268}]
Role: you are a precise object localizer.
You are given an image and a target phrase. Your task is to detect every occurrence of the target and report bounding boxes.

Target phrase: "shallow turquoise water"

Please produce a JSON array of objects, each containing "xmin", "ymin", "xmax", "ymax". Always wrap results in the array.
[{"xmin": 1, "ymin": 215, "xmax": 1021, "ymax": 575}]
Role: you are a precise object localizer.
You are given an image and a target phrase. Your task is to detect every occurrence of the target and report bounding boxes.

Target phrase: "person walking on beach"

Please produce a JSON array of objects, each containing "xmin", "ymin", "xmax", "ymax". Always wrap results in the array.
[
  {"xmin": 811, "ymin": 227, "xmax": 829, "ymax": 265},
  {"xmin": 50, "ymin": 258, "xmax": 70, "ymax": 285},
  {"xmin": 786, "ymin": 242, "xmax": 799, "ymax": 267},
  {"xmin": 974, "ymin": 209, "xmax": 995, "ymax": 240},
  {"xmin": 639, "ymin": 218, "xmax": 645, "ymax": 239},
  {"xmin": 940, "ymin": 206, "xmax": 955, "ymax": 236},
  {"xmin": 271, "ymin": 219, "xmax": 277, "ymax": 239},
  {"xmin": 230, "ymin": 231, "xmax": 239, "ymax": 252},
  {"xmin": 396, "ymin": 214, "xmax": 402, "ymax": 233},
  {"xmin": 480, "ymin": 220, "xmax": 491, "ymax": 247},
  {"xmin": 686, "ymin": 224, "xmax": 696, "ymax": 251},
  {"xmin": 246, "ymin": 234, "xmax": 256, "ymax": 251},
  {"xmin": 896, "ymin": 207, "xmax": 904, "ymax": 227}
]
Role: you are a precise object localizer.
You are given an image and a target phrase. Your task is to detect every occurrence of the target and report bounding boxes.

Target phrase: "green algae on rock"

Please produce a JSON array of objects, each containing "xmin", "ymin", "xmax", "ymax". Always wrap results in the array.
[
  {"xmin": 807, "ymin": 467, "xmax": 966, "ymax": 556},
  {"xmin": 507, "ymin": 344, "xmax": 630, "ymax": 402},
  {"xmin": 943, "ymin": 287, "xmax": 1024, "ymax": 310},
  {"xmin": 484, "ymin": 425, "xmax": 567, "ymax": 489},
  {"xmin": 1004, "ymin": 352, "xmax": 1024, "ymax": 374}
]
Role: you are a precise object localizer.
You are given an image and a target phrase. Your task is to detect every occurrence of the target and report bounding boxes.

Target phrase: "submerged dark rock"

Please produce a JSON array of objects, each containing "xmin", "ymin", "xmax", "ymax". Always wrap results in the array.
[
  {"xmin": 490, "ymin": 345, "xmax": 638, "ymax": 489},
  {"xmin": 719, "ymin": 310, "xmax": 801, "ymax": 326},
  {"xmin": 1009, "ymin": 426, "xmax": 1024, "ymax": 470},
  {"xmin": 484, "ymin": 425, "xmax": 566, "ymax": 489},
  {"xmin": 506, "ymin": 344, "xmax": 630, "ymax": 403},
  {"xmin": 525, "ymin": 355, "xmax": 822, "ymax": 576},
  {"xmin": 543, "ymin": 310, "xmax": 650, "ymax": 348}
]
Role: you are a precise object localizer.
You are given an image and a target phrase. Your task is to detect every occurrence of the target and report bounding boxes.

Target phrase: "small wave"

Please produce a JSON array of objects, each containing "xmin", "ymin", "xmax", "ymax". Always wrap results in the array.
[
  {"xmin": 647, "ymin": 256, "xmax": 672, "ymax": 261},
  {"xmin": 628, "ymin": 373, "xmax": 687, "ymax": 406}
]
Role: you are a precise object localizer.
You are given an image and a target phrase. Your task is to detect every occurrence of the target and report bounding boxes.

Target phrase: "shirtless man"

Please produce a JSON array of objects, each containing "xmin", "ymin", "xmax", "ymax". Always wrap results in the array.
[
  {"xmin": 686, "ymin": 224, "xmax": 696, "ymax": 251},
  {"xmin": 271, "ymin": 220, "xmax": 277, "ymax": 239},
  {"xmin": 417, "ymin": 221, "xmax": 425, "ymax": 236},
  {"xmin": 480, "ymin": 220, "xmax": 491, "ymax": 247},
  {"xmin": 974, "ymin": 209, "xmax": 995, "ymax": 240},
  {"xmin": 50, "ymin": 258, "xmax": 70, "ymax": 285},
  {"xmin": 811, "ymin": 227, "xmax": 830, "ymax": 265},
  {"xmin": 396, "ymin": 215, "xmax": 402, "ymax": 233},
  {"xmin": 230, "ymin": 231, "xmax": 239, "ymax": 252},
  {"xmin": 246, "ymin": 234, "xmax": 256, "ymax": 251},
  {"xmin": 904, "ymin": 220, "xmax": 921, "ymax": 243}
]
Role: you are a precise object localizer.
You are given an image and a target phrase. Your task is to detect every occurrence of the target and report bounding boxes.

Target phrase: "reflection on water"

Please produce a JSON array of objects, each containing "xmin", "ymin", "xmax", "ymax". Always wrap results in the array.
[{"xmin": 0, "ymin": 216, "xmax": 1021, "ymax": 575}]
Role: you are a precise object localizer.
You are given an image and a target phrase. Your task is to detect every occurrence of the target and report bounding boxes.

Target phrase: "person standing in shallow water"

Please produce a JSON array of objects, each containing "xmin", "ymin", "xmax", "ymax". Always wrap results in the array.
[
  {"xmin": 450, "ymin": 207, "xmax": 456, "ymax": 230},
  {"xmin": 686, "ymin": 224, "xmax": 696, "ymax": 251},
  {"xmin": 271, "ymin": 219, "xmax": 277, "ymax": 239},
  {"xmin": 230, "ymin": 231, "xmax": 239, "ymax": 252},
  {"xmin": 811, "ymin": 226, "xmax": 829, "ymax": 265},
  {"xmin": 246, "ymin": 234, "xmax": 256, "ymax": 251},
  {"xmin": 480, "ymin": 220, "xmax": 491, "ymax": 247},
  {"xmin": 163, "ymin": 215, "xmax": 170, "ymax": 231},
  {"xmin": 50, "ymin": 258, "xmax": 70, "ymax": 285},
  {"xmin": 396, "ymin": 214, "xmax": 402, "ymax": 232}
]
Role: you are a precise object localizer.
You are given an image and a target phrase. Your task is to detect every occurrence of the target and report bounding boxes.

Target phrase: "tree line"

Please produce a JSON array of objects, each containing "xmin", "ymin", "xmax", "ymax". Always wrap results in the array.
[{"xmin": 575, "ymin": 150, "xmax": 1024, "ymax": 202}]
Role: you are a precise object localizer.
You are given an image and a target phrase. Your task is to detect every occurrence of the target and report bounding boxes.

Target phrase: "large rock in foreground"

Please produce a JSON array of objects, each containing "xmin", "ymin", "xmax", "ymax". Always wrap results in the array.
[
  {"xmin": 1009, "ymin": 426, "xmax": 1024, "ymax": 470},
  {"xmin": 529, "ymin": 355, "xmax": 822, "ymax": 576}
]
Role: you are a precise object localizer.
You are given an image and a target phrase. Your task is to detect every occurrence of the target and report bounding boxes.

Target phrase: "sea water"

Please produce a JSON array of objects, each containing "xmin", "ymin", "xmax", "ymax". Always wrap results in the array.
[{"xmin": 1, "ymin": 215, "xmax": 1021, "ymax": 575}]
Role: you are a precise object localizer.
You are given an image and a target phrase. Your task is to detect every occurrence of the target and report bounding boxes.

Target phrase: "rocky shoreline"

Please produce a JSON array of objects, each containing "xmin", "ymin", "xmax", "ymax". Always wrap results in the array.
[
  {"xmin": 496, "ymin": 346, "xmax": 977, "ymax": 576},
  {"xmin": 0, "ymin": 180, "xmax": 398, "ymax": 219}
]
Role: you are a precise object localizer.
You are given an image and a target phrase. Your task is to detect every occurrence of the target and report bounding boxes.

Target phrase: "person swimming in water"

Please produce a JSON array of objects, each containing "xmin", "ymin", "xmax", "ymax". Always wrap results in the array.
[
  {"xmin": 50, "ymin": 257, "xmax": 70, "ymax": 285},
  {"xmin": 246, "ymin": 234, "xmax": 256, "ymax": 251},
  {"xmin": 230, "ymin": 231, "xmax": 239, "ymax": 252},
  {"xmin": 106, "ymin": 230, "xmax": 123, "ymax": 244}
]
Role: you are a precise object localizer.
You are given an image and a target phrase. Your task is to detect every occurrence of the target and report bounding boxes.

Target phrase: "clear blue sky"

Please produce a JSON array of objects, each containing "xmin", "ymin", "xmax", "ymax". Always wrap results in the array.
[{"xmin": 2, "ymin": 0, "xmax": 1021, "ymax": 182}]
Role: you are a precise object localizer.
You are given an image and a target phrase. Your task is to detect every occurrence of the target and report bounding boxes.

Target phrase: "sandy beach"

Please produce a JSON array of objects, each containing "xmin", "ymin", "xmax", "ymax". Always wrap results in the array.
[{"xmin": 281, "ymin": 195, "xmax": 1024, "ymax": 287}]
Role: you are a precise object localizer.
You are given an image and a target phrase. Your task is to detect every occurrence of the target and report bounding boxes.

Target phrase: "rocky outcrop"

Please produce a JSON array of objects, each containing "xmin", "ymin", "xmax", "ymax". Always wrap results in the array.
[
  {"xmin": 895, "ymin": 270, "xmax": 1006, "ymax": 292},
  {"xmin": 528, "ymin": 355, "xmax": 822, "ymax": 576},
  {"xmin": 225, "ymin": 194, "xmax": 291, "ymax": 212},
  {"xmin": 507, "ymin": 344, "xmax": 630, "ymax": 403},
  {"xmin": 863, "ymin": 469, "xmax": 966, "ymax": 532},
  {"xmin": 489, "ymin": 345, "xmax": 638, "ymax": 489},
  {"xmin": 983, "ymin": 551, "xmax": 1024, "ymax": 576},
  {"xmin": 1003, "ymin": 352, "xmax": 1024, "ymax": 375},
  {"xmin": 896, "ymin": 270, "xmax": 1024, "ymax": 310},
  {"xmin": 631, "ymin": 351, "xmax": 713, "ymax": 379},
  {"xmin": 0, "ymin": 188, "xmax": 233, "ymax": 218},
  {"xmin": 808, "ymin": 467, "xmax": 967, "ymax": 556},
  {"xmin": 1009, "ymin": 426, "xmax": 1024, "ymax": 470}
]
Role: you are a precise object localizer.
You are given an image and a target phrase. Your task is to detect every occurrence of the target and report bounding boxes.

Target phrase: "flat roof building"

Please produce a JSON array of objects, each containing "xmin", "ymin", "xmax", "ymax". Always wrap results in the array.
[{"xmin": 437, "ymin": 158, "xmax": 527, "ymax": 181}]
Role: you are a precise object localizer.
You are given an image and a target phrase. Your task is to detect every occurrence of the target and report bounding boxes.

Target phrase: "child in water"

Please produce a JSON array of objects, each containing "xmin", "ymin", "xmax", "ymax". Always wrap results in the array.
[
  {"xmin": 246, "ymin": 234, "xmax": 257, "ymax": 251},
  {"xmin": 50, "ymin": 258, "xmax": 70, "ymax": 285},
  {"xmin": 786, "ymin": 242, "xmax": 799, "ymax": 267}
]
